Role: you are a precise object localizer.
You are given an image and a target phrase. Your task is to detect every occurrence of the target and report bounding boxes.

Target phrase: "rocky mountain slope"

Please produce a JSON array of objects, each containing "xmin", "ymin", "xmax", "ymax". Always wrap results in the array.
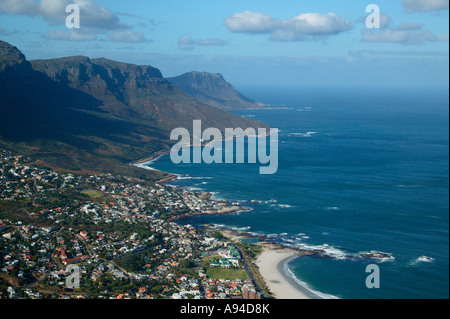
[
  {"xmin": 167, "ymin": 71, "xmax": 265, "ymax": 111},
  {"xmin": 0, "ymin": 41, "xmax": 266, "ymax": 178}
]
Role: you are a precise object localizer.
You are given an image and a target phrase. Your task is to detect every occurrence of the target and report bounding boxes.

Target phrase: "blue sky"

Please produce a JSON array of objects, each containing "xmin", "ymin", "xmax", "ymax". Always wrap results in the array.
[{"xmin": 0, "ymin": 0, "xmax": 448, "ymax": 88}]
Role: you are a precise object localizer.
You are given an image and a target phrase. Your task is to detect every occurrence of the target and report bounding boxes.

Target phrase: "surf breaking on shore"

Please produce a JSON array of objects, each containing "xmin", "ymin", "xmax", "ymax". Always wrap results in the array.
[{"xmin": 134, "ymin": 157, "xmax": 397, "ymax": 299}]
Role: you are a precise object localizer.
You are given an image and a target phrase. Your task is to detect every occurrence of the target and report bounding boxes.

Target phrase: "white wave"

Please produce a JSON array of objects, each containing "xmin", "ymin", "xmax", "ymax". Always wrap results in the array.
[
  {"xmin": 278, "ymin": 204, "xmax": 295, "ymax": 208},
  {"xmin": 296, "ymin": 243, "xmax": 350, "ymax": 260},
  {"xmin": 210, "ymin": 224, "xmax": 226, "ymax": 229},
  {"xmin": 283, "ymin": 260, "xmax": 340, "ymax": 299},
  {"xmin": 231, "ymin": 226, "xmax": 251, "ymax": 232},
  {"xmin": 210, "ymin": 192, "xmax": 228, "ymax": 201},
  {"xmin": 185, "ymin": 187, "xmax": 204, "ymax": 192},
  {"xmin": 360, "ymin": 251, "xmax": 396, "ymax": 262},
  {"xmin": 417, "ymin": 256, "xmax": 435, "ymax": 263},
  {"xmin": 297, "ymin": 107, "xmax": 313, "ymax": 112},
  {"xmin": 289, "ymin": 132, "xmax": 318, "ymax": 138},
  {"xmin": 178, "ymin": 176, "xmax": 213, "ymax": 180},
  {"xmin": 133, "ymin": 162, "xmax": 164, "ymax": 173},
  {"xmin": 410, "ymin": 256, "xmax": 435, "ymax": 266}
]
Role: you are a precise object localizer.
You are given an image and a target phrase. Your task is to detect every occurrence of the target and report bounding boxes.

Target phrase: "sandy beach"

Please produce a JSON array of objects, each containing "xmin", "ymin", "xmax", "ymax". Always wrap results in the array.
[{"xmin": 255, "ymin": 246, "xmax": 312, "ymax": 299}]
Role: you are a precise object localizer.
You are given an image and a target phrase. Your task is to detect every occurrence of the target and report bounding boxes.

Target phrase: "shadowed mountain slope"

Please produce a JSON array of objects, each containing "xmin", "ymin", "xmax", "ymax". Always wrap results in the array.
[{"xmin": 0, "ymin": 41, "xmax": 267, "ymax": 178}]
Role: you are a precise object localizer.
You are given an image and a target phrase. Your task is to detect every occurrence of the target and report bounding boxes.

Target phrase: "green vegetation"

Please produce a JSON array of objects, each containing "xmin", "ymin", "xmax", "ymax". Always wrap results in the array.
[
  {"xmin": 206, "ymin": 268, "xmax": 248, "ymax": 281},
  {"xmin": 202, "ymin": 255, "xmax": 221, "ymax": 263},
  {"xmin": 210, "ymin": 231, "xmax": 224, "ymax": 240},
  {"xmin": 236, "ymin": 243, "xmax": 262, "ymax": 260},
  {"xmin": 81, "ymin": 189, "xmax": 103, "ymax": 198},
  {"xmin": 115, "ymin": 254, "xmax": 146, "ymax": 273}
]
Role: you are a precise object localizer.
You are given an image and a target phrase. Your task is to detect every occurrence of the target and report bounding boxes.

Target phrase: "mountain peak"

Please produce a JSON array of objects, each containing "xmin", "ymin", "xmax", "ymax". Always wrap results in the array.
[
  {"xmin": 0, "ymin": 40, "xmax": 25, "ymax": 59},
  {"xmin": 167, "ymin": 71, "xmax": 265, "ymax": 110},
  {"xmin": 1, "ymin": 40, "xmax": 266, "ymax": 178},
  {"xmin": 0, "ymin": 40, "xmax": 30, "ymax": 72}
]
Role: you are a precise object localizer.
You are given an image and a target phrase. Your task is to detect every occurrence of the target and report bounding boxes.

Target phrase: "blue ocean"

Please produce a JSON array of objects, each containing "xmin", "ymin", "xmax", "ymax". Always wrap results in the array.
[{"xmin": 147, "ymin": 87, "xmax": 449, "ymax": 299}]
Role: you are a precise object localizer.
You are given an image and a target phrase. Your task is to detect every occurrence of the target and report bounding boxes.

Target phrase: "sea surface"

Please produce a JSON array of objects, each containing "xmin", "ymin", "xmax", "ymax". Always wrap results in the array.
[{"xmin": 146, "ymin": 87, "xmax": 449, "ymax": 299}]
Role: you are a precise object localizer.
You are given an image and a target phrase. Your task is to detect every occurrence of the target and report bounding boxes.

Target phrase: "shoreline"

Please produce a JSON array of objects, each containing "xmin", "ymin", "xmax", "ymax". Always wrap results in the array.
[
  {"xmin": 132, "ymin": 153, "xmax": 327, "ymax": 300},
  {"xmin": 255, "ymin": 247, "xmax": 312, "ymax": 299},
  {"xmin": 208, "ymin": 228, "xmax": 327, "ymax": 299},
  {"xmin": 133, "ymin": 150, "xmax": 179, "ymax": 184}
]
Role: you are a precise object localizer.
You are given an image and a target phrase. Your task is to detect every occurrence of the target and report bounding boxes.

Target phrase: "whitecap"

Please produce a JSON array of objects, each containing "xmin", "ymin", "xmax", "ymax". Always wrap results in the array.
[
  {"xmin": 278, "ymin": 204, "xmax": 294, "ymax": 208},
  {"xmin": 231, "ymin": 226, "xmax": 251, "ymax": 232},
  {"xmin": 297, "ymin": 243, "xmax": 351, "ymax": 260},
  {"xmin": 410, "ymin": 256, "xmax": 435, "ymax": 266},
  {"xmin": 289, "ymin": 132, "xmax": 318, "ymax": 138}
]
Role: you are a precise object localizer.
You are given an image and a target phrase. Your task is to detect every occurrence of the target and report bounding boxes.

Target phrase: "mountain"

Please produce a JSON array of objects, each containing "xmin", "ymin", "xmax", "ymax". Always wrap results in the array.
[
  {"xmin": 167, "ymin": 71, "xmax": 265, "ymax": 111},
  {"xmin": 0, "ymin": 41, "xmax": 267, "ymax": 179}
]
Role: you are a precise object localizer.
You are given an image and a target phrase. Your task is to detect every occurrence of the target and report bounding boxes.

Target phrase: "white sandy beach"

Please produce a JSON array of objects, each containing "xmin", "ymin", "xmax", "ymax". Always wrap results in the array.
[{"xmin": 255, "ymin": 247, "xmax": 311, "ymax": 299}]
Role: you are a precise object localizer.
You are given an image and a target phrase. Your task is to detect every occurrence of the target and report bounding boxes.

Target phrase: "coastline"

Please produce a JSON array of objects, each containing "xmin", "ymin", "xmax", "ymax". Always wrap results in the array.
[
  {"xmin": 133, "ymin": 153, "xmax": 326, "ymax": 300},
  {"xmin": 133, "ymin": 150, "xmax": 179, "ymax": 184},
  {"xmin": 255, "ymin": 246, "xmax": 312, "ymax": 299},
  {"xmin": 205, "ymin": 228, "xmax": 328, "ymax": 299}
]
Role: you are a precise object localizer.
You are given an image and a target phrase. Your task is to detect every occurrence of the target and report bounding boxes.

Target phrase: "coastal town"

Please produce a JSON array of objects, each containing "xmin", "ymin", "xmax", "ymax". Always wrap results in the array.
[{"xmin": 0, "ymin": 148, "xmax": 268, "ymax": 300}]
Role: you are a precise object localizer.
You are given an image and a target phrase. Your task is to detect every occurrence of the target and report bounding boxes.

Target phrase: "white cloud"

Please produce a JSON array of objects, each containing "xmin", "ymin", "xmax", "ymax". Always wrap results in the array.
[
  {"xmin": 282, "ymin": 13, "xmax": 352, "ymax": 36},
  {"xmin": 0, "ymin": 0, "xmax": 38, "ymax": 15},
  {"xmin": 178, "ymin": 35, "xmax": 195, "ymax": 51},
  {"xmin": 379, "ymin": 13, "xmax": 392, "ymax": 28},
  {"xmin": 396, "ymin": 22, "xmax": 422, "ymax": 30},
  {"xmin": 403, "ymin": 0, "xmax": 449, "ymax": 13},
  {"xmin": 224, "ymin": 11, "xmax": 281, "ymax": 34},
  {"xmin": 0, "ymin": 0, "xmax": 128, "ymax": 30},
  {"xmin": 178, "ymin": 35, "xmax": 227, "ymax": 50},
  {"xmin": 224, "ymin": 11, "xmax": 352, "ymax": 41},
  {"xmin": 108, "ymin": 31, "xmax": 151, "ymax": 43},
  {"xmin": 46, "ymin": 29, "xmax": 96, "ymax": 41},
  {"xmin": 196, "ymin": 38, "xmax": 226, "ymax": 46},
  {"xmin": 362, "ymin": 23, "xmax": 446, "ymax": 45}
]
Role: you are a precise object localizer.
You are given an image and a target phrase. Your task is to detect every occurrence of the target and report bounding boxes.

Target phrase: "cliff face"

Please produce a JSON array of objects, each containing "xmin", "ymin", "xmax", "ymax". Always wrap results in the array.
[
  {"xmin": 167, "ymin": 71, "xmax": 265, "ymax": 111},
  {"xmin": 0, "ymin": 41, "xmax": 267, "ymax": 177},
  {"xmin": 30, "ymin": 57, "xmax": 263, "ymax": 132}
]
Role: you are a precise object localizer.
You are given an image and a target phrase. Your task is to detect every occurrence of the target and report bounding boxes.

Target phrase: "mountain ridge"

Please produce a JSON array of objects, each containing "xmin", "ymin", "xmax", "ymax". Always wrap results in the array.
[
  {"xmin": 0, "ymin": 41, "xmax": 267, "ymax": 179},
  {"xmin": 167, "ymin": 71, "xmax": 266, "ymax": 111}
]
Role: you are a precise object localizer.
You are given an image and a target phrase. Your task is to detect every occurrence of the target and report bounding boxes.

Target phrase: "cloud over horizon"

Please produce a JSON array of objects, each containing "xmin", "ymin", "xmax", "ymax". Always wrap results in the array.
[
  {"xmin": 362, "ymin": 20, "xmax": 448, "ymax": 45},
  {"xmin": 0, "ymin": 0, "xmax": 128, "ymax": 31},
  {"xmin": 108, "ymin": 31, "xmax": 152, "ymax": 43},
  {"xmin": 46, "ymin": 29, "xmax": 96, "ymax": 41},
  {"xmin": 224, "ymin": 11, "xmax": 353, "ymax": 41},
  {"xmin": 178, "ymin": 35, "xmax": 226, "ymax": 51},
  {"xmin": 402, "ymin": 0, "xmax": 449, "ymax": 13}
]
